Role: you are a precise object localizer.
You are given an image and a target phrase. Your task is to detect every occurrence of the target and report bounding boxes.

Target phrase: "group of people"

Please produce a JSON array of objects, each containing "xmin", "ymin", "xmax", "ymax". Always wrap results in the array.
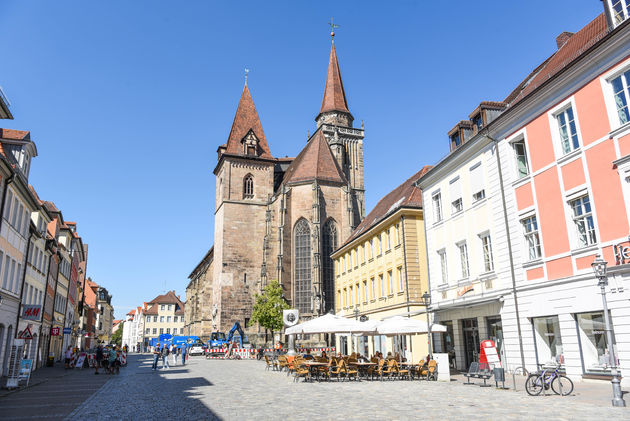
[
  {"xmin": 94, "ymin": 343, "xmax": 125, "ymax": 375},
  {"xmin": 151, "ymin": 343, "xmax": 187, "ymax": 371}
]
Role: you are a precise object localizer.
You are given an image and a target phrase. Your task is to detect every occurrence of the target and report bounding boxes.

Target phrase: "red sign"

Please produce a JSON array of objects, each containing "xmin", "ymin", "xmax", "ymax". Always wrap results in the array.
[
  {"xmin": 457, "ymin": 285, "xmax": 473, "ymax": 297},
  {"xmin": 479, "ymin": 339, "xmax": 502, "ymax": 368},
  {"xmin": 51, "ymin": 327, "xmax": 60, "ymax": 336},
  {"xmin": 22, "ymin": 305, "xmax": 41, "ymax": 321},
  {"xmin": 18, "ymin": 326, "xmax": 33, "ymax": 340}
]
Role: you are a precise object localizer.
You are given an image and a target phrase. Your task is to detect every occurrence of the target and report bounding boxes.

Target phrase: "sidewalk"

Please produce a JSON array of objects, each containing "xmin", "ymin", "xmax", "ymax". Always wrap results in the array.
[{"xmin": 0, "ymin": 362, "xmax": 71, "ymax": 397}]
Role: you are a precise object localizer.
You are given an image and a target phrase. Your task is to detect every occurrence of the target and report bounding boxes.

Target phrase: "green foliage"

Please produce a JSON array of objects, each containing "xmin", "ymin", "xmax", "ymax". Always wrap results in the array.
[
  {"xmin": 111, "ymin": 322, "xmax": 123, "ymax": 347},
  {"xmin": 249, "ymin": 280, "xmax": 289, "ymax": 332}
]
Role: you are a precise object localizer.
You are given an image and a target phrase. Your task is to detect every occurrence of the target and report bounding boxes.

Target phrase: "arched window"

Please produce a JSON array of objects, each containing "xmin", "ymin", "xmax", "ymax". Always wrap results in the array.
[
  {"xmin": 322, "ymin": 219, "xmax": 338, "ymax": 313},
  {"xmin": 243, "ymin": 174, "xmax": 254, "ymax": 199},
  {"xmin": 294, "ymin": 219, "xmax": 311, "ymax": 314}
]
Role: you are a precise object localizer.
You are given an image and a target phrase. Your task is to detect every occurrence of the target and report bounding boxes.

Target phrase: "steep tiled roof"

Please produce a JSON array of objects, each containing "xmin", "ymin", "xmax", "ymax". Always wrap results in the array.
[
  {"xmin": 0, "ymin": 128, "xmax": 30, "ymax": 140},
  {"xmin": 144, "ymin": 290, "xmax": 185, "ymax": 315},
  {"xmin": 282, "ymin": 130, "xmax": 347, "ymax": 185},
  {"xmin": 319, "ymin": 43, "xmax": 351, "ymax": 116},
  {"xmin": 504, "ymin": 13, "xmax": 608, "ymax": 106},
  {"xmin": 225, "ymin": 84, "xmax": 273, "ymax": 158},
  {"xmin": 342, "ymin": 166, "xmax": 432, "ymax": 247}
]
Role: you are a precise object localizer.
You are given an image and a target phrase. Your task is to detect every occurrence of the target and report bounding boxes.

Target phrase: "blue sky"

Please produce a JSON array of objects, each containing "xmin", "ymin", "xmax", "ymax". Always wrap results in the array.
[{"xmin": 0, "ymin": 1, "xmax": 603, "ymax": 318}]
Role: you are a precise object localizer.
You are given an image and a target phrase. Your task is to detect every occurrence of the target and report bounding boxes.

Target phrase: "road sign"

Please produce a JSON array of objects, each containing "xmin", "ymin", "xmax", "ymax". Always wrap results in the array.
[
  {"xmin": 18, "ymin": 326, "xmax": 33, "ymax": 340},
  {"xmin": 63, "ymin": 327, "xmax": 72, "ymax": 335}
]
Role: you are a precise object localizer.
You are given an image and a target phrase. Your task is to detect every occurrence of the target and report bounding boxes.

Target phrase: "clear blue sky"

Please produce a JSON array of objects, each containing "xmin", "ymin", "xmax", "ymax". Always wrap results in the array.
[{"xmin": 0, "ymin": 1, "xmax": 603, "ymax": 319}]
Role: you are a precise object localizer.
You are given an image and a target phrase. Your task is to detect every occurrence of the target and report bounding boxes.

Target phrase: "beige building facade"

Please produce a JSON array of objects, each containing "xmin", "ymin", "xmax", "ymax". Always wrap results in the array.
[{"xmin": 144, "ymin": 291, "xmax": 185, "ymax": 343}]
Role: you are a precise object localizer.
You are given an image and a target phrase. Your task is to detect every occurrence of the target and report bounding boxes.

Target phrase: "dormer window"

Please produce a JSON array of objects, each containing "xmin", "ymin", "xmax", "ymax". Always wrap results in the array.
[
  {"xmin": 472, "ymin": 114, "xmax": 483, "ymax": 131},
  {"xmin": 450, "ymin": 132, "xmax": 461, "ymax": 148},
  {"xmin": 448, "ymin": 121, "xmax": 473, "ymax": 151},
  {"xmin": 242, "ymin": 130, "xmax": 259, "ymax": 156},
  {"xmin": 608, "ymin": 0, "xmax": 630, "ymax": 26}
]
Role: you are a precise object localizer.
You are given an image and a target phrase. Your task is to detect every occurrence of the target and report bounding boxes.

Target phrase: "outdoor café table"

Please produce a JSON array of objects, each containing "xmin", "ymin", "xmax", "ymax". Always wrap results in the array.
[
  {"xmin": 302, "ymin": 361, "xmax": 328, "ymax": 381},
  {"xmin": 351, "ymin": 362, "xmax": 377, "ymax": 379}
]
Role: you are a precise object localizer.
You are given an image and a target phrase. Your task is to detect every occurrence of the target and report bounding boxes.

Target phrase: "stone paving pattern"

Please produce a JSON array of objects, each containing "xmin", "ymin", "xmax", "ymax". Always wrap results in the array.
[{"xmin": 65, "ymin": 355, "xmax": 629, "ymax": 420}]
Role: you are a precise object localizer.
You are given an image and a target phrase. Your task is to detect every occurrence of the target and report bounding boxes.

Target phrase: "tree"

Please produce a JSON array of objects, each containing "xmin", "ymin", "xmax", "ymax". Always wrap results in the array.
[
  {"xmin": 111, "ymin": 321, "xmax": 124, "ymax": 347},
  {"xmin": 249, "ymin": 280, "xmax": 289, "ymax": 344}
]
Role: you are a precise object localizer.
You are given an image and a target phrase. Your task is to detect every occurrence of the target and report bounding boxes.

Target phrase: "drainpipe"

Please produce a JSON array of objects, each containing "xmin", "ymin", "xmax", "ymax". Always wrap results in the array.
[
  {"xmin": 486, "ymin": 131, "xmax": 526, "ymax": 372},
  {"xmin": 14, "ymin": 226, "xmax": 35, "ymax": 338}
]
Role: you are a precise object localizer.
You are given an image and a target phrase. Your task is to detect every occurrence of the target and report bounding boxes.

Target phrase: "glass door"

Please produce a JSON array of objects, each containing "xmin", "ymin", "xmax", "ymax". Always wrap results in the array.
[
  {"xmin": 461, "ymin": 318, "xmax": 479, "ymax": 369},
  {"xmin": 487, "ymin": 316, "xmax": 504, "ymax": 365}
]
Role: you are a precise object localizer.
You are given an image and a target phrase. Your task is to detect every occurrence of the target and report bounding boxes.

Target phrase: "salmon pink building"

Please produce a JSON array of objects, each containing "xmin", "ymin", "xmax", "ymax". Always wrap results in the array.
[{"xmin": 420, "ymin": 2, "xmax": 630, "ymax": 386}]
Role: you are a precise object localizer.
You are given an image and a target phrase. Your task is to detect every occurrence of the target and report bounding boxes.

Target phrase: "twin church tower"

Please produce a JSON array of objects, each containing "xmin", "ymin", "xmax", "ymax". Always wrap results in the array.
[{"xmin": 194, "ymin": 39, "xmax": 366, "ymax": 339}]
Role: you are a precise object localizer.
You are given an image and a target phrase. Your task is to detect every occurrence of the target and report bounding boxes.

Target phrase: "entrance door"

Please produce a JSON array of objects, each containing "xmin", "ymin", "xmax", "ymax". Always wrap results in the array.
[
  {"xmin": 461, "ymin": 318, "xmax": 479, "ymax": 369},
  {"xmin": 486, "ymin": 317, "xmax": 504, "ymax": 364}
]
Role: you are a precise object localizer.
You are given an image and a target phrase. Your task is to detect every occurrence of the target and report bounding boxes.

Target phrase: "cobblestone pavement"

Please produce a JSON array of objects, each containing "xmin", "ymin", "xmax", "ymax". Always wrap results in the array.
[{"xmin": 67, "ymin": 354, "xmax": 628, "ymax": 420}]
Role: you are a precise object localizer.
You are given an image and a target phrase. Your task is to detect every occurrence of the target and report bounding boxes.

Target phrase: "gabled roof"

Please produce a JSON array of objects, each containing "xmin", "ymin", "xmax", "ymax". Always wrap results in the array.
[
  {"xmin": 504, "ymin": 13, "xmax": 608, "ymax": 106},
  {"xmin": 224, "ymin": 84, "xmax": 273, "ymax": 158},
  {"xmin": 319, "ymin": 43, "xmax": 351, "ymax": 116},
  {"xmin": 0, "ymin": 128, "xmax": 30, "ymax": 141},
  {"xmin": 144, "ymin": 290, "xmax": 185, "ymax": 315},
  {"xmin": 282, "ymin": 130, "xmax": 347, "ymax": 185},
  {"xmin": 341, "ymin": 166, "xmax": 432, "ymax": 248}
]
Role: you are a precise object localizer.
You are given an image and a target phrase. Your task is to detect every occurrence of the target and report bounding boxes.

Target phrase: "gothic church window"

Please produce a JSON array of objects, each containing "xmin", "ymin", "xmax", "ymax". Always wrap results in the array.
[
  {"xmin": 322, "ymin": 219, "xmax": 338, "ymax": 313},
  {"xmin": 294, "ymin": 219, "xmax": 311, "ymax": 314},
  {"xmin": 243, "ymin": 174, "xmax": 254, "ymax": 199}
]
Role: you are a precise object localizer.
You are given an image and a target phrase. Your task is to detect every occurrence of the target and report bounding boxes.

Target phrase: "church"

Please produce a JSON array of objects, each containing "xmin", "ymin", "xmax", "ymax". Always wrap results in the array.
[{"xmin": 185, "ymin": 37, "xmax": 365, "ymax": 343}]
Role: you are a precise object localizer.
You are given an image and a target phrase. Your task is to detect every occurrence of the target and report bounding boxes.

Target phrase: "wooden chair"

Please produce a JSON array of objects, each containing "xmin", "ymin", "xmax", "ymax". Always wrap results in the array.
[
  {"xmin": 343, "ymin": 360, "xmax": 359, "ymax": 381},
  {"xmin": 394, "ymin": 360, "xmax": 410, "ymax": 380},
  {"xmin": 293, "ymin": 361, "xmax": 311, "ymax": 382},
  {"xmin": 377, "ymin": 359, "xmax": 395, "ymax": 380},
  {"xmin": 329, "ymin": 359, "xmax": 344, "ymax": 381},
  {"xmin": 277, "ymin": 355, "xmax": 288, "ymax": 372},
  {"xmin": 420, "ymin": 359, "xmax": 437, "ymax": 380},
  {"xmin": 412, "ymin": 359, "xmax": 425, "ymax": 380},
  {"xmin": 264, "ymin": 355, "xmax": 278, "ymax": 371}
]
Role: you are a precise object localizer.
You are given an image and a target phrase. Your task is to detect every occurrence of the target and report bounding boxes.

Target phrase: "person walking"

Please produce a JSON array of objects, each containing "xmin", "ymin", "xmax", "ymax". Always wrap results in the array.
[
  {"xmin": 161, "ymin": 344, "xmax": 170, "ymax": 369},
  {"xmin": 181, "ymin": 343, "xmax": 187, "ymax": 366},
  {"xmin": 170, "ymin": 343, "xmax": 176, "ymax": 366},
  {"xmin": 152, "ymin": 343, "xmax": 160, "ymax": 371},
  {"xmin": 64, "ymin": 346, "xmax": 73, "ymax": 369},
  {"xmin": 95, "ymin": 343, "xmax": 104, "ymax": 375}
]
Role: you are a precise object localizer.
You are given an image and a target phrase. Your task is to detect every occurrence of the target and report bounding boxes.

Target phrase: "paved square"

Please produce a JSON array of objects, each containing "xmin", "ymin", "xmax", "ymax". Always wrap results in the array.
[{"xmin": 68, "ymin": 355, "xmax": 628, "ymax": 420}]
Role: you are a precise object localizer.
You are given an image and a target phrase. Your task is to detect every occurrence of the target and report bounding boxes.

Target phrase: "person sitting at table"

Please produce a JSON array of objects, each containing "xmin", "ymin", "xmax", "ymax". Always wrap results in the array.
[
  {"xmin": 394, "ymin": 352, "xmax": 401, "ymax": 362},
  {"xmin": 386, "ymin": 352, "xmax": 394, "ymax": 360},
  {"xmin": 303, "ymin": 349, "xmax": 314, "ymax": 360},
  {"xmin": 321, "ymin": 351, "xmax": 327, "ymax": 359}
]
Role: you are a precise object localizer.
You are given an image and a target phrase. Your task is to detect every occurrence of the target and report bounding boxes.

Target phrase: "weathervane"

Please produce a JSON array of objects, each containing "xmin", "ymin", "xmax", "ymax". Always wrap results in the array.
[
  {"xmin": 329, "ymin": 17, "xmax": 339, "ymax": 41},
  {"xmin": 245, "ymin": 68, "xmax": 250, "ymax": 85}
]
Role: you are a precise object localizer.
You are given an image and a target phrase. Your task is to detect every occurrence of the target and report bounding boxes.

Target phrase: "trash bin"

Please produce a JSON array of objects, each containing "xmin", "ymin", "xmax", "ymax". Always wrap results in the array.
[{"xmin": 47, "ymin": 356, "xmax": 54, "ymax": 367}]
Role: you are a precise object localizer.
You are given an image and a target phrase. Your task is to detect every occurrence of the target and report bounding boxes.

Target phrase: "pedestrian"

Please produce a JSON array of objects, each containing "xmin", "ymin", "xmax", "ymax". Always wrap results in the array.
[
  {"xmin": 152, "ymin": 343, "xmax": 160, "ymax": 371},
  {"xmin": 95, "ymin": 343, "xmax": 104, "ymax": 375},
  {"xmin": 161, "ymin": 344, "xmax": 170, "ymax": 369},
  {"xmin": 170, "ymin": 343, "xmax": 176, "ymax": 366},
  {"xmin": 64, "ymin": 346, "xmax": 73, "ymax": 369},
  {"xmin": 181, "ymin": 343, "xmax": 186, "ymax": 366}
]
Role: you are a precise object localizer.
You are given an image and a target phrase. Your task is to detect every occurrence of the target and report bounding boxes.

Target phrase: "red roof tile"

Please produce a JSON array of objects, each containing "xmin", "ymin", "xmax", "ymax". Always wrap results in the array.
[
  {"xmin": 342, "ymin": 166, "xmax": 432, "ymax": 247},
  {"xmin": 319, "ymin": 43, "xmax": 351, "ymax": 116},
  {"xmin": 0, "ymin": 128, "xmax": 30, "ymax": 141},
  {"xmin": 505, "ymin": 13, "xmax": 608, "ymax": 106},
  {"xmin": 144, "ymin": 290, "xmax": 185, "ymax": 315},
  {"xmin": 282, "ymin": 130, "xmax": 347, "ymax": 185},
  {"xmin": 225, "ymin": 84, "xmax": 273, "ymax": 159}
]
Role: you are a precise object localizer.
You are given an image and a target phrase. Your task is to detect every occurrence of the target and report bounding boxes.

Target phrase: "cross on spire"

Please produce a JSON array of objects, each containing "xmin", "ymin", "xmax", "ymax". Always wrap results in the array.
[
  {"xmin": 329, "ymin": 17, "xmax": 339, "ymax": 41},
  {"xmin": 244, "ymin": 68, "xmax": 250, "ymax": 85}
]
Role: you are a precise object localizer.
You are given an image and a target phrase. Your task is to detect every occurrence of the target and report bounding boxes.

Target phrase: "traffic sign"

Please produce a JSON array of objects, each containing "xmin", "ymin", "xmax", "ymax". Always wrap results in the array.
[
  {"xmin": 63, "ymin": 327, "xmax": 72, "ymax": 335},
  {"xmin": 18, "ymin": 326, "xmax": 33, "ymax": 340}
]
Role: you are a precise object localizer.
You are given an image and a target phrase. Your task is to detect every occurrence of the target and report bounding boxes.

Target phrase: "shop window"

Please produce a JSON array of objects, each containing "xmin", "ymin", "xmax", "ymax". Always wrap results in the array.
[
  {"xmin": 576, "ymin": 311, "xmax": 617, "ymax": 374},
  {"xmin": 533, "ymin": 316, "xmax": 564, "ymax": 367}
]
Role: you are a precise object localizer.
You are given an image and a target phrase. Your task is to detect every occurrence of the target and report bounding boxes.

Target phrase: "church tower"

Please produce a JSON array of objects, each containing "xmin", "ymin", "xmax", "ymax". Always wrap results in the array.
[
  {"xmin": 211, "ymin": 82, "xmax": 275, "ymax": 333},
  {"xmin": 316, "ymin": 39, "xmax": 365, "ymax": 227}
]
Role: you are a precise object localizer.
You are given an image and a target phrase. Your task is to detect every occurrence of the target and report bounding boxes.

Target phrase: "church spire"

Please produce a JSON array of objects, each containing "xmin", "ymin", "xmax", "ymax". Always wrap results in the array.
[
  {"xmin": 316, "ymin": 41, "xmax": 353, "ymax": 127},
  {"xmin": 224, "ymin": 83, "xmax": 273, "ymax": 159}
]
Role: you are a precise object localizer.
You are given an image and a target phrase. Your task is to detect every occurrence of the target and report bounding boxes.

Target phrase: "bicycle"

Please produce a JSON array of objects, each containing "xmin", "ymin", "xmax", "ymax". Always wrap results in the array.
[{"xmin": 525, "ymin": 363, "xmax": 573, "ymax": 396}]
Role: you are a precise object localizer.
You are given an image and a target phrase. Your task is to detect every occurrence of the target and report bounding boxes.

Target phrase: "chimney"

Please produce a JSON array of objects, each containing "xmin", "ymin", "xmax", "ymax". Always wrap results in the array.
[{"xmin": 556, "ymin": 31, "xmax": 574, "ymax": 49}]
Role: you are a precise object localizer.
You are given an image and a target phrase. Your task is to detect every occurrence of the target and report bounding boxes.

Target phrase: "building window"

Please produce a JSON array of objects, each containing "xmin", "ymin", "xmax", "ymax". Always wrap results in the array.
[
  {"xmin": 387, "ymin": 270, "xmax": 393, "ymax": 294},
  {"xmin": 555, "ymin": 106, "xmax": 580, "ymax": 155},
  {"xmin": 355, "ymin": 284, "xmax": 359, "ymax": 305},
  {"xmin": 343, "ymin": 289, "xmax": 347, "ymax": 307},
  {"xmin": 167, "ymin": 316, "xmax": 171, "ymax": 323},
  {"xmin": 522, "ymin": 215, "xmax": 542, "ymax": 260},
  {"xmin": 377, "ymin": 235, "xmax": 382, "ymax": 255},
  {"xmin": 349, "ymin": 285, "xmax": 354, "ymax": 306},
  {"xmin": 513, "ymin": 140, "xmax": 530, "ymax": 178},
  {"xmin": 480, "ymin": 234, "xmax": 494, "ymax": 272},
  {"xmin": 609, "ymin": 0, "xmax": 630, "ymax": 26},
  {"xmin": 438, "ymin": 249, "xmax": 447, "ymax": 284},
  {"xmin": 569, "ymin": 195, "xmax": 596, "ymax": 247},
  {"xmin": 160, "ymin": 316, "xmax": 164, "ymax": 322},
  {"xmin": 337, "ymin": 290, "xmax": 341, "ymax": 307},
  {"xmin": 397, "ymin": 267, "xmax": 403, "ymax": 291},
  {"xmin": 470, "ymin": 163, "xmax": 485, "ymax": 202},
  {"xmin": 533, "ymin": 316, "xmax": 564, "ymax": 366},
  {"xmin": 432, "ymin": 192, "xmax": 442, "ymax": 223},
  {"xmin": 611, "ymin": 68, "xmax": 630, "ymax": 125},
  {"xmin": 173, "ymin": 316, "xmax": 178, "ymax": 323},
  {"xmin": 362, "ymin": 280, "xmax": 367, "ymax": 302},
  {"xmin": 294, "ymin": 219, "xmax": 312, "ymax": 314},
  {"xmin": 395, "ymin": 223, "xmax": 401, "ymax": 245},
  {"xmin": 322, "ymin": 219, "xmax": 337, "ymax": 312},
  {"xmin": 153, "ymin": 328, "xmax": 157, "ymax": 334},
  {"xmin": 166, "ymin": 328, "xmax": 170, "ymax": 334},
  {"xmin": 159, "ymin": 328, "xmax": 164, "ymax": 334},
  {"xmin": 370, "ymin": 277, "xmax": 375, "ymax": 300},
  {"xmin": 369, "ymin": 239, "xmax": 374, "ymax": 259},
  {"xmin": 180, "ymin": 328, "xmax": 184, "ymax": 334},
  {"xmin": 361, "ymin": 244, "xmax": 365, "ymax": 263},
  {"xmin": 145, "ymin": 328, "xmax": 150, "ymax": 334},
  {"xmin": 379, "ymin": 274, "xmax": 384, "ymax": 297},
  {"xmin": 450, "ymin": 177, "xmax": 462, "ymax": 214},
  {"xmin": 450, "ymin": 132, "xmax": 461, "ymax": 148},
  {"xmin": 243, "ymin": 174, "xmax": 254, "ymax": 199},
  {"xmin": 576, "ymin": 311, "xmax": 616, "ymax": 374},
  {"xmin": 160, "ymin": 305, "xmax": 164, "ymax": 310},
  {"xmin": 458, "ymin": 242, "xmax": 469, "ymax": 279},
  {"xmin": 154, "ymin": 316, "xmax": 158, "ymax": 322},
  {"xmin": 386, "ymin": 229, "xmax": 391, "ymax": 250}
]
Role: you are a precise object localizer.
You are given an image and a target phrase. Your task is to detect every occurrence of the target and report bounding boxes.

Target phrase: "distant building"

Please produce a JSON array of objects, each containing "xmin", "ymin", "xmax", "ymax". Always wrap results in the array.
[{"xmin": 143, "ymin": 291, "xmax": 185, "ymax": 346}]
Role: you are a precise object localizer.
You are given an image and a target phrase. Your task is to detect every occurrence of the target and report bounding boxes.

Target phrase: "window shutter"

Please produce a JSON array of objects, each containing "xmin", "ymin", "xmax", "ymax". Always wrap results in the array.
[
  {"xmin": 470, "ymin": 163, "xmax": 484, "ymax": 196},
  {"xmin": 449, "ymin": 178, "xmax": 461, "ymax": 202}
]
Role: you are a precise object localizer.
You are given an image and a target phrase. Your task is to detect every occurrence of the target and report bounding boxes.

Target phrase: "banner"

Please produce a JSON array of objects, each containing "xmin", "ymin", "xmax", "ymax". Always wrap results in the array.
[{"xmin": 21, "ymin": 305, "xmax": 42, "ymax": 321}]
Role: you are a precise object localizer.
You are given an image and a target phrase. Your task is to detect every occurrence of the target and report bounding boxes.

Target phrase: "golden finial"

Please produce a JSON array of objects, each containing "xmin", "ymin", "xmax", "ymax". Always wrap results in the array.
[{"xmin": 329, "ymin": 17, "xmax": 339, "ymax": 41}]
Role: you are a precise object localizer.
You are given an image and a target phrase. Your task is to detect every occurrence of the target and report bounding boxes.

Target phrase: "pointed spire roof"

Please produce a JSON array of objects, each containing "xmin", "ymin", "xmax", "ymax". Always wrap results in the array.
[
  {"xmin": 283, "ymin": 130, "xmax": 347, "ymax": 185},
  {"xmin": 225, "ymin": 84, "xmax": 273, "ymax": 158},
  {"xmin": 319, "ymin": 43, "xmax": 351, "ymax": 116}
]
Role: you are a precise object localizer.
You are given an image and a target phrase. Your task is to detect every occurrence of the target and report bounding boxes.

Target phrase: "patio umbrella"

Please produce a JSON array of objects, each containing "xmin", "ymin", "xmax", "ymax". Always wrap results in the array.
[
  {"xmin": 376, "ymin": 315, "xmax": 447, "ymax": 336},
  {"xmin": 285, "ymin": 313, "xmax": 377, "ymax": 335}
]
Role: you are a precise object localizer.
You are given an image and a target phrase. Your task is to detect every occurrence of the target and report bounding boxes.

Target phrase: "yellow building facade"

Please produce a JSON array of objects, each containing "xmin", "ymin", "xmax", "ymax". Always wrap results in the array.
[{"xmin": 332, "ymin": 168, "xmax": 432, "ymax": 362}]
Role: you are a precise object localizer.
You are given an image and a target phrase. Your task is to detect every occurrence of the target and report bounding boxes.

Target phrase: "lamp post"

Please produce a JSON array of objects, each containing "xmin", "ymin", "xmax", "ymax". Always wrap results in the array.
[
  {"xmin": 591, "ymin": 255, "xmax": 625, "ymax": 407},
  {"xmin": 353, "ymin": 307, "xmax": 360, "ymax": 353},
  {"xmin": 421, "ymin": 291, "xmax": 433, "ymax": 360}
]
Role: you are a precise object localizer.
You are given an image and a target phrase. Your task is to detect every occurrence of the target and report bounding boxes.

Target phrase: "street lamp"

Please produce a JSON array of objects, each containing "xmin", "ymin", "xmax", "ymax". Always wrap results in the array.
[
  {"xmin": 421, "ymin": 291, "xmax": 433, "ymax": 360},
  {"xmin": 353, "ymin": 307, "xmax": 360, "ymax": 354},
  {"xmin": 591, "ymin": 254, "xmax": 625, "ymax": 407}
]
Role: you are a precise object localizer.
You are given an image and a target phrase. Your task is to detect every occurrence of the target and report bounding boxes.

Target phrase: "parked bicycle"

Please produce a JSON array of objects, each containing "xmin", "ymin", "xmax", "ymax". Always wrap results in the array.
[{"xmin": 525, "ymin": 363, "xmax": 573, "ymax": 396}]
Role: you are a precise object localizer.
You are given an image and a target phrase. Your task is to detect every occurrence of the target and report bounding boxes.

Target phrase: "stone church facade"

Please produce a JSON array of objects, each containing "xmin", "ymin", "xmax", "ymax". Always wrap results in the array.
[{"xmin": 186, "ymin": 40, "xmax": 365, "ymax": 342}]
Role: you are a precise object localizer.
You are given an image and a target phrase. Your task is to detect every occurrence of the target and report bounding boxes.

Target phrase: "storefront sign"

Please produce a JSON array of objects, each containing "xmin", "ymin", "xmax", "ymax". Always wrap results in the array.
[
  {"xmin": 457, "ymin": 285, "xmax": 474, "ymax": 297},
  {"xmin": 50, "ymin": 327, "xmax": 60, "ymax": 336},
  {"xmin": 613, "ymin": 242, "xmax": 630, "ymax": 265},
  {"xmin": 21, "ymin": 305, "xmax": 42, "ymax": 321},
  {"xmin": 63, "ymin": 327, "xmax": 72, "ymax": 335},
  {"xmin": 479, "ymin": 339, "xmax": 502, "ymax": 368}
]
